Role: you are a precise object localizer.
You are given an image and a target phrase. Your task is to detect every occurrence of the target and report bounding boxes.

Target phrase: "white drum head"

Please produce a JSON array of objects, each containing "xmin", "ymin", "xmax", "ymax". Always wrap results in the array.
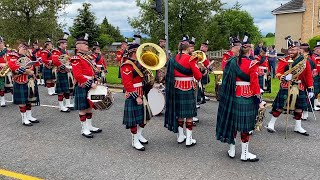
[
  {"xmin": 148, "ymin": 88, "xmax": 165, "ymax": 116},
  {"xmin": 87, "ymin": 85, "xmax": 109, "ymax": 102}
]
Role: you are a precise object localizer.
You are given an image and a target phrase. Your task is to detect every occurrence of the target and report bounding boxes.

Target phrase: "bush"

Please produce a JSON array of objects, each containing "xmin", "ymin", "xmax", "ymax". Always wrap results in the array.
[
  {"xmin": 265, "ymin": 33, "xmax": 275, "ymax": 38},
  {"xmin": 308, "ymin": 35, "xmax": 320, "ymax": 50}
]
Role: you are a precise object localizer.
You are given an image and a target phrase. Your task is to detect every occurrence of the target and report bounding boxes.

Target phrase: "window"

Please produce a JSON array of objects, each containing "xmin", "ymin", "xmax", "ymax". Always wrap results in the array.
[{"xmin": 318, "ymin": 8, "xmax": 320, "ymax": 25}]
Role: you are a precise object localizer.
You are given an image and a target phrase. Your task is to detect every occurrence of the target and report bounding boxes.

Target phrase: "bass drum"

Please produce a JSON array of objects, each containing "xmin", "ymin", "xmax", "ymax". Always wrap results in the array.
[{"xmin": 147, "ymin": 87, "xmax": 165, "ymax": 116}]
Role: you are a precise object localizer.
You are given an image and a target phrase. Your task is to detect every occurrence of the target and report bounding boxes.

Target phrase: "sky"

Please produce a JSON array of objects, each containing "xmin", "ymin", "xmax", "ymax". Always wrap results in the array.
[{"xmin": 58, "ymin": 0, "xmax": 289, "ymax": 37}]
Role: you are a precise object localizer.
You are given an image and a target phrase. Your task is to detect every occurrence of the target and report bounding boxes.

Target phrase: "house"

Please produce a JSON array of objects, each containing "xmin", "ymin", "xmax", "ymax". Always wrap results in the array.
[
  {"xmin": 108, "ymin": 42, "xmax": 132, "ymax": 51},
  {"xmin": 272, "ymin": 0, "xmax": 320, "ymax": 53}
]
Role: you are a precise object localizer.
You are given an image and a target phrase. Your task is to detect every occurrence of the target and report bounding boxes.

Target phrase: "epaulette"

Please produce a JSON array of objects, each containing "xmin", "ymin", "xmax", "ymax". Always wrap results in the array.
[
  {"xmin": 7, "ymin": 52, "xmax": 19, "ymax": 57},
  {"xmin": 51, "ymin": 49, "xmax": 60, "ymax": 54},
  {"xmin": 223, "ymin": 51, "xmax": 231, "ymax": 57},
  {"xmin": 249, "ymin": 60, "xmax": 259, "ymax": 68},
  {"xmin": 70, "ymin": 56, "xmax": 80, "ymax": 61}
]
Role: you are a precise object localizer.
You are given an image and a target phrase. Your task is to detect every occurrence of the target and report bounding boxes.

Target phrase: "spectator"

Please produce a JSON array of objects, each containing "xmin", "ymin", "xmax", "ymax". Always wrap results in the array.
[
  {"xmin": 254, "ymin": 42, "xmax": 264, "ymax": 57},
  {"xmin": 268, "ymin": 45, "xmax": 277, "ymax": 78}
]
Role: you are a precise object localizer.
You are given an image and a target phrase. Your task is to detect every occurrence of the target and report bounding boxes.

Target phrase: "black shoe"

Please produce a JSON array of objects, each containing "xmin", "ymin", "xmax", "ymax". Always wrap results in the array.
[
  {"xmin": 134, "ymin": 147, "xmax": 145, "ymax": 151},
  {"xmin": 241, "ymin": 158, "xmax": 259, "ymax": 162},
  {"xmin": 228, "ymin": 152, "xmax": 235, "ymax": 159},
  {"xmin": 60, "ymin": 108, "xmax": 71, "ymax": 113},
  {"xmin": 201, "ymin": 100, "xmax": 206, "ymax": 104},
  {"xmin": 29, "ymin": 119, "xmax": 40, "ymax": 123},
  {"xmin": 294, "ymin": 131, "xmax": 309, "ymax": 136},
  {"xmin": 266, "ymin": 126, "xmax": 276, "ymax": 133},
  {"xmin": 90, "ymin": 129, "xmax": 102, "ymax": 133},
  {"xmin": 23, "ymin": 122, "xmax": 33, "ymax": 126},
  {"xmin": 186, "ymin": 142, "xmax": 196, "ymax": 147},
  {"xmin": 192, "ymin": 122, "xmax": 197, "ymax": 126},
  {"xmin": 178, "ymin": 138, "xmax": 186, "ymax": 144},
  {"xmin": 82, "ymin": 133, "xmax": 93, "ymax": 138},
  {"xmin": 301, "ymin": 118, "xmax": 307, "ymax": 121},
  {"xmin": 67, "ymin": 107, "xmax": 74, "ymax": 110},
  {"xmin": 139, "ymin": 140, "xmax": 148, "ymax": 145}
]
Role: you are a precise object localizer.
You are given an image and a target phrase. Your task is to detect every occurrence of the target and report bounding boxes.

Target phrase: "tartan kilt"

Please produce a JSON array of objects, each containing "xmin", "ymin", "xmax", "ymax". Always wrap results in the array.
[
  {"xmin": 0, "ymin": 77, "xmax": 4, "ymax": 90},
  {"xmin": 42, "ymin": 66, "xmax": 55, "ymax": 81},
  {"xmin": 55, "ymin": 72, "xmax": 70, "ymax": 94},
  {"xmin": 123, "ymin": 97, "xmax": 144, "ymax": 129},
  {"xmin": 74, "ymin": 85, "xmax": 90, "ymax": 110},
  {"xmin": 232, "ymin": 96, "xmax": 258, "ymax": 132},
  {"xmin": 272, "ymin": 86, "xmax": 308, "ymax": 111},
  {"xmin": 13, "ymin": 82, "xmax": 40, "ymax": 105},
  {"xmin": 175, "ymin": 88, "xmax": 197, "ymax": 118},
  {"xmin": 314, "ymin": 76, "xmax": 320, "ymax": 95}
]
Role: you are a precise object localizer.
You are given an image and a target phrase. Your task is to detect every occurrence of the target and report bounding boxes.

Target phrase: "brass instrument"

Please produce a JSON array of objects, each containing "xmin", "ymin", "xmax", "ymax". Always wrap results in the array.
[
  {"xmin": 282, "ymin": 54, "xmax": 307, "ymax": 82},
  {"xmin": 136, "ymin": 43, "xmax": 167, "ymax": 88},
  {"xmin": 213, "ymin": 71, "xmax": 223, "ymax": 101},
  {"xmin": 58, "ymin": 54, "xmax": 70, "ymax": 65},
  {"xmin": 0, "ymin": 65, "xmax": 10, "ymax": 77},
  {"xmin": 191, "ymin": 50, "xmax": 206, "ymax": 64}
]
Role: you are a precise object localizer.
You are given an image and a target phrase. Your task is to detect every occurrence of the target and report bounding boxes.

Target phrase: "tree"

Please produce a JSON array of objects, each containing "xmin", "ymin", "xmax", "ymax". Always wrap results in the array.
[
  {"xmin": 69, "ymin": 3, "xmax": 99, "ymax": 47},
  {"xmin": 0, "ymin": 0, "xmax": 70, "ymax": 46},
  {"xmin": 97, "ymin": 34, "xmax": 114, "ymax": 50},
  {"xmin": 99, "ymin": 17, "xmax": 124, "ymax": 42},
  {"xmin": 265, "ymin": 33, "xmax": 275, "ymax": 38},
  {"xmin": 206, "ymin": 9, "xmax": 261, "ymax": 50},
  {"xmin": 129, "ymin": 0, "xmax": 223, "ymax": 50},
  {"xmin": 308, "ymin": 35, "xmax": 320, "ymax": 50}
]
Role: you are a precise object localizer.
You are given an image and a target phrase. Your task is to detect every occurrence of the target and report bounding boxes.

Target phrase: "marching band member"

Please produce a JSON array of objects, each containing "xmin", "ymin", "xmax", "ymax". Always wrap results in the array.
[
  {"xmin": 165, "ymin": 36, "xmax": 202, "ymax": 147},
  {"xmin": 188, "ymin": 36, "xmax": 200, "ymax": 123},
  {"xmin": 32, "ymin": 41, "xmax": 44, "ymax": 86},
  {"xmin": 117, "ymin": 38, "xmax": 128, "ymax": 93},
  {"xmin": 8, "ymin": 42, "xmax": 40, "ymax": 126},
  {"xmin": 199, "ymin": 40, "xmax": 211, "ymax": 104},
  {"xmin": 92, "ymin": 42, "xmax": 107, "ymax": 85},
  {"xmin": 312, "ymin": 41, "xmax": 320, "ymax": 109},
  {"xmin": 221, "ymin": 37, "xmax": 241, "ymax": 71},
  {"xmin": 301, "ymin": 43, "xmax": 317, "ymax": 120},
  {"xmin": 71, "ymin": 34, "xmax": 102, "ymax": 138},
  {"xmin": 256, "ymin": 46, "xmax": 271, "ymax": 93},
  {"xmin": 0, "ymin": 36, "xmax": 9, "ymax": 107},
  {"xmin": 51, "ymin": 32, "xmax": 72, "ymax": 112},
  {"xmin": 121, "ymin": 43, "xmax": 151, "ymax": 151},
  {"xmin": 216, "ymin": 36, "xmax": 263, "ymax": 162},
  {"xmin": 41, "ymin": 38, "xmax": 56, "ymax": 96},
  {"xmin": 266, "ymin": 39, "xmax": 313, "ymax": 136}
]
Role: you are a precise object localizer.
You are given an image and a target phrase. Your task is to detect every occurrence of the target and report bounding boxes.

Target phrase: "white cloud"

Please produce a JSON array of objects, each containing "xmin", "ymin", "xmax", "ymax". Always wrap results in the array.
[{"xmin": 59, "ymin": 0, "xmax": 289, "ymax": 36}]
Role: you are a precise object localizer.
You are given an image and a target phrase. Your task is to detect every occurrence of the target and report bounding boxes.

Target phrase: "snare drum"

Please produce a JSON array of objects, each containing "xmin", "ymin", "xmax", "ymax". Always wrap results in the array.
[
  {"xmin": 147, "ymin": 87, "xmax": 165, "ymax": 116},
  {"xmin": 87, "ymin": 85, "xmax": 114, "ymax": 110}
]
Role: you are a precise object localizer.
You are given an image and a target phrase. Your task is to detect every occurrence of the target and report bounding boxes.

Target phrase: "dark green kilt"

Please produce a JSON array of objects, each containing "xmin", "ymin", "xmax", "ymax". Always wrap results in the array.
[
  {"xmin": 118, "ymin": 67, "xmax": 121, "ymax": 78},
  {"xmin": 123, "ymin": 97, "xmax": 144, "ymax": 129},
  {"xmin": 201, "ymin": 74, "xmax": 210, "ymax": 85},
  {"xmin": 258, "ymin": 75, "xmax": 264, "ymax": 90},
  {"xmin": 0, "ymin": 77, "xmax": 4, "ymax": 90},
  {"xmin": 197, "ymin": 84, "xmax": 202, "ymax": 103},
  {"xmin": 175, "ymin": 88, "xmax": 197, "ymax": 118},
  {"xmin": 13, "ymin": 82, "xmax": 40, "ymax": 105},
  {"xmin": 272, "ymin": 86, "xmax": 307, "ymax": 111},
  {"xmin": 232, "ymin": 96, "xmax": 257, "ymax": 132},
  {"xmin": 74, "ymin": 85, "xmax": 90, "ymax": 110},
  {"xmin": 42, "ymin": 66, "xmax": 55, "ymax": 81},
  {"xmin": 55, "ymin": 72, "xmax": 70, "ymax": 94},
  {"xmin": 314, "ymin": 76, "xmax": 320, "ymax": 95}
]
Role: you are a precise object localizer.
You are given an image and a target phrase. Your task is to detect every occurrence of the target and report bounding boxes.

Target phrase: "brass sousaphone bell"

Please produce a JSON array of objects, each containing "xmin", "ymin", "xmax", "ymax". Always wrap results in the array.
[
  {"xmin": 136, "ymin": 43, "xmax": 167, "ymax": 71},
  {"xmin": 192, "ymin": 50, "xmax": 206, "ymax": 64}
]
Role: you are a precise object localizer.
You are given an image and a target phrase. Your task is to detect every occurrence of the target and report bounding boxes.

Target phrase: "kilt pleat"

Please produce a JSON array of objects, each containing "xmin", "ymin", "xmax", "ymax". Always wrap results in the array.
[
  {"xmin": 0, "ymin": 77, "xmax": 4, "ymax": 90},
  {"xmin": 55, "ymin": 72, "xmax": 70, "ymax": 94},
  {"xmin": 74, "ymin": 85, "xmax": 90, "ymax": 110},
  {"xmin": 175, "ymin": 88, "xmax": 197, "ymax": 118},
  {"xmin": 13, "ymin": 82, "xmax": 40, "ymax": 105},
  {"xmin": 123, "ymin": 97, "xmax": 144, "ymax": 129},
  {"xmin": 258, "ymin": 75, "xmax": 264, "ymax": 90},
  {"xmin": 232, "ymin": 96, "xmax": 257, "ymax": 132},
  {"xmin": 42, "ymin": 66, "xmax": 55, "ymax": 81},
  {"xmin": 272, "ymin": 86, "xmax": 308, "ymax": 111},
  {"xmin": 201, "ymin": 74, "xmax": 210, "ymax": 84}
]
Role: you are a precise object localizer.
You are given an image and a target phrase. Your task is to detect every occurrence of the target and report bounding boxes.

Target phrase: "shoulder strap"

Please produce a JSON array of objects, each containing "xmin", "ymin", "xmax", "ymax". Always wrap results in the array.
[
  {"xmin": 77, "ymin": 53, "xmax": 99, "ymax": 74},
  {"xmin": 122, "ymin": 60, "xmax": 144, "ymax": 77}
]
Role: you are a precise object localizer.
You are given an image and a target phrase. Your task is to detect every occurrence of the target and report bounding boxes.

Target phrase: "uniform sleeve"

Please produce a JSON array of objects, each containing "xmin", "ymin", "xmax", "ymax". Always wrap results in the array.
[
  {"xmin": 116, "ymin": 51, "xmax": 122, "ymax": 62},
  {"xmin": 8, "ymin": 56, "xmax": 24, "ymax": 74},
  {"xmin": 101, "ymin": 56, "xmax": 107, "ymax": 69},
  {"xmin": 249, "ymin": 62, "xmax": 260, "ymax": 95},
  {"xmin": 203, "ymin": 58, "xmax": 210, "ymax": 67},
  {"xmin": 121, "ymin": 64, "xmax": 139, "ymax": 98},
  {"xmin": 51, "ymin": 51, "xmax": 63, "ymax": 67},
  {"xmin": 41, "ymin": 51, "xmax": 50, "ymax": 64},
  {"xmin": 189, "ymin": 59, "xmax": 202, "ymax": 81},
  {"xmin": 221, "ymin": 54, "xmax": 228, "ymax": 71},
  {"xmin": 71, "ymin": 59, "xmax": 88, "ymax": 85},
  {"xmin": 304, "ymin": 60, "xmax": 313, "ymax": 89},
  {"xmin": 276, "ymin": 58, "xmax": 288, "ymax": 79}
]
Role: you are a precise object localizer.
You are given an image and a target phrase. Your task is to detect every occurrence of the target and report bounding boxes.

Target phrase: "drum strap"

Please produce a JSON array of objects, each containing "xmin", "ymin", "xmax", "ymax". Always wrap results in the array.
[
  {"xmin": 122, "ymin": 60, "xmax": 144, "ymax": 78},
  {"xmin": 77, "ymin": 53, "xmax": 99, "ymax": 74}
]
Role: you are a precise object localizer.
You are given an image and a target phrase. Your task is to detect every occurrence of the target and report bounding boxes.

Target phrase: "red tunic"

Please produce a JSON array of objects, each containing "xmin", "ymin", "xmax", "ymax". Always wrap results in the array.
[
  {"xmin": 174, "ymin": 53, "xmax": 202, "ymax": 91},
  {"xmin": 93, "ymin": 53, "xmax": 107, "ymax": 70},
  {"xmin": 51, "ymin": 48, "xmax": 70, "ymax": 73},
  {"xmin": 41, "ymin": 49, "xmax": 53, "ymax": 68},
  {"xmin": 235, "ymin": 58, "xmax": 260, "ymax": 97},
  {"xmin": 276, "ymin": 56, "xmax": 313, "ymax": 90},
  {"xmin": 8, "ymin": 53, "xmax": 35, "ymax": 84},
  {"xmin": 255, "ymin": 55, "xmax": 270, "ymax": 76},
  {"xmin": 313, "ymin": 54, "xmax": 320, "ymax": 74},
  {"xmin": 32, "ymin": 48, "xmax": 42, "ymax": 67},
  {"xmin": 222, "ymin": 50, "xmax": 234, "ymax": 71},
  {"xmin": 121, "ymin": 60, "xmax": 144, "ymax": 98},
  {"xmin": 71, "ymin": 55, "xmax": 95, "ymax": 87},
  {"xmin": 0, "ymin": 49, "xmax": 9, "ymax": 70}
]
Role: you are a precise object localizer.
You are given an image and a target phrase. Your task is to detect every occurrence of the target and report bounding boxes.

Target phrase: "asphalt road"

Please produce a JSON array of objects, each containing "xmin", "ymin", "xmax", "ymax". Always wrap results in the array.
[{"xmin": 0, "ymin": 86, "xmax": 320, "ymax": 180}]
